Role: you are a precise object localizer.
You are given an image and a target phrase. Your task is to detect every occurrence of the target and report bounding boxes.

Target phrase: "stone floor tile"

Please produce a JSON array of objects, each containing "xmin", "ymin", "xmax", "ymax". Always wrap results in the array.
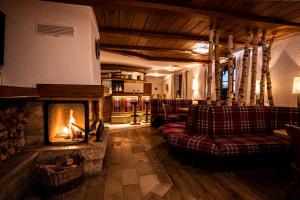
[
  {"xmin": 139, "ymin": 175, "xmax": 160, "ymax": 196},
  {"xmin": 131, "ymin": 145, "xmax": 145, "ymax": 153},
  {"xmin": 136, "ymin": 162, "xmax": 155, "ymax": 176},
  {"xmin": 133, "ymin": 152, "xmax": 149, "ymax": 164},
  {"xmin": 142, "ymin": 192, "xmax": 163, "ymax": 200},
  {"xmin": 122, "ymin": 168, "xmax": 138, "ymax": 186},
  {"xmin": 123, "ymin": 184, "xmax": 142, "ymax": 200},
  {"xmin": 152, "ymin": 183, "xmax": 172, "ymax": 197}
]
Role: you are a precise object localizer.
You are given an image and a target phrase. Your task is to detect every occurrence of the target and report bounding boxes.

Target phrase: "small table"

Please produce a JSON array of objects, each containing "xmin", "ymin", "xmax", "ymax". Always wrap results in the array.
[
  {"xmin": 273, "ymin": 129, "xmax": 291, "ymax": 139},
  {"xmin": 178, "ymin": 107, "xmax": 189, "ymax": 113},
  {"xmin": 142, "ymin": 101, "xmax": 150, "ymax": 123}
]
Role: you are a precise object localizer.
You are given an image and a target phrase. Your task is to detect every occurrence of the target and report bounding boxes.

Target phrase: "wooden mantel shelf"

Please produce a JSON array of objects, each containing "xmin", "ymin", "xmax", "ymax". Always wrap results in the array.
[
  {"xmin": 37, "ymin": 84, "xmax": 104, "ymax": 98},
  {"xmin": 0, "ymin": 86, "xmax": 39, "ymax": 99}
]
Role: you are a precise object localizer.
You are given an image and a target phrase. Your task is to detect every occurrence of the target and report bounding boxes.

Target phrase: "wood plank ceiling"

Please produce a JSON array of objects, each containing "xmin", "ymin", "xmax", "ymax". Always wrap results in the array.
[{"xmin": 47, "ymin": 0, "xmax": 300, "ymax": 63}]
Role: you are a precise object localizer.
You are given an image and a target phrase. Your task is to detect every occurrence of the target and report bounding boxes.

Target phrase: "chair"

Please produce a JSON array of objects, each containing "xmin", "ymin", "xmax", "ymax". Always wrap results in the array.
[
  {"xmin": 162, "ymin": 103, "xmax": 181, "ymax": 122},
  {"xmin": 286, "ymin": 124, "xmax": 300, "ymax": 199}
]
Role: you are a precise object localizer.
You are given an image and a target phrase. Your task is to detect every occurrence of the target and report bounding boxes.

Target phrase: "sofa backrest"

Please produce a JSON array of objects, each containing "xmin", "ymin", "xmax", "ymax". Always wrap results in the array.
[
  {"xmin": 270, "ymin": 107, "xmax": 300, "ymax": 129},
  {"xmin": 151, "ymin": 99, "xmax": 192, "ymax": 115},
  {"xmin": 209, "ymin": 106, "xmax": 271, "ymax": 136},
  {"xmin": 187, "ymin": 105, "xmax": 271, "ymax": 136}
]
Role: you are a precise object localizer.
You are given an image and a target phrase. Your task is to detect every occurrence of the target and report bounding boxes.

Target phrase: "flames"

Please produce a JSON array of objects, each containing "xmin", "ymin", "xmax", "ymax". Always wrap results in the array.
[{"xmin": 60, "ymin": 109, "xmax": 79, "ymax": 139}]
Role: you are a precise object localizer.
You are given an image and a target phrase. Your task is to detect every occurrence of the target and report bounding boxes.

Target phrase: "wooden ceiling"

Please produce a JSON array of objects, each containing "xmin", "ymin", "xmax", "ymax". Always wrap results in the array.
[{"xmin": 47, "ymin": 0, "xmax": 300, "ymax": 63}]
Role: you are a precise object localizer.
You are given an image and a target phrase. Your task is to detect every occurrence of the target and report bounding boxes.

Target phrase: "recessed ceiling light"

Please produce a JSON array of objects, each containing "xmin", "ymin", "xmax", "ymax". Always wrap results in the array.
[{"xmin": 193, "ymin": 43, "xmax": 209, "ymax": 54}]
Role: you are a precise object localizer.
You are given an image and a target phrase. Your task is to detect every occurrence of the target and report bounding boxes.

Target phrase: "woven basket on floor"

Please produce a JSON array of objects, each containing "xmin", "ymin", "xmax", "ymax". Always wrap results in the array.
[{"xmin": 36, "ymin": 152, "xmax": 85, "ymax": 187}]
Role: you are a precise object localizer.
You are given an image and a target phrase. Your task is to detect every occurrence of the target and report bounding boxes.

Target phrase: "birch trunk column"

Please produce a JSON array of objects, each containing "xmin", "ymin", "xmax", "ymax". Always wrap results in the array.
[
  {"xmin": 214, "ymin": 29, "xmax": 221, "ymax": 106},
  {"xmin": 238, "ymin": 31, "xmax": 252, "ymax": 106},
  {"xmin": 260, "ymin": 32, "xmax": 268, "ymax": 105},
  {"xmin": 266, "ymin": 36, "xmax": 275, "ymax": 106},
  {"xmin": 227, "ymin": 32, "xmax": 234, "ymax": 106},
  {"xmin": 250, "ymin": 31, "xmax": 259, "ymax": 106},
  {"xmin": 206, "ymin": 28, "xmax": 214, "ymax": 105}
]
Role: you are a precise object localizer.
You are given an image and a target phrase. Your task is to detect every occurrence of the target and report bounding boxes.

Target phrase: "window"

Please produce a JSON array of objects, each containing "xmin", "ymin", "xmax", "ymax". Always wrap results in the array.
[
  {"xmin": 220, "ymin": 65, "xmax": 235, "ymax": 100},
  {"xmin": 174, "ymin": 74, "xmax": 182, "ymax": 98}
]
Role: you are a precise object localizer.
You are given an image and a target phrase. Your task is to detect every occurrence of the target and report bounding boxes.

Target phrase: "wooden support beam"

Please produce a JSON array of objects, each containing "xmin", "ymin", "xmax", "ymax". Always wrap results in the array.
[
  {"xmin": 100, "ymin": 27, "xmax": 242, "ymax": 45},
  {"xmin": 101, "ymin": 49, "xmax": 208, "ymax": 63},
  {"xmin": 101, "ymin": 64, "xmax": 148, "ymax": 73},
  {"xmin": 260, "ymin": 32, "xmax": 268, "ymax": 105},
  {"xmin": 250, "ymin": 31, "xmax": 259, "ymax": 106},
  {"xmin": 227, "ymin": 32, "xmax": 234, "ymax": 106},
  {"xmin": 214, "ymin": 29, "xmax": 221, "ymax": 106},
  {"xmin": 101, "ymin": 44, "xmax": 198, "ymax": 54},
  {"xmin": 206, "ymin": 27, "xmax": 214, "ymax": 105},
  {"xmin": 266, "ymin": 36, "xmax": 275, "ymax": 106},
  {"xmin": 97, "ymin": 0, "xmax": 300, "ymax": 27},
  {"xmin": 238, "ymin": 31, "xmax": 252, "ymax": 106}
]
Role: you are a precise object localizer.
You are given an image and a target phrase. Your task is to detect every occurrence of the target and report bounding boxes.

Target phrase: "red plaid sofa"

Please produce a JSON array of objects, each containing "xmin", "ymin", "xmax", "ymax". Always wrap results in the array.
[{"xmin": 160, "ymin": 105, "xmax": 296, "ymax": 156}]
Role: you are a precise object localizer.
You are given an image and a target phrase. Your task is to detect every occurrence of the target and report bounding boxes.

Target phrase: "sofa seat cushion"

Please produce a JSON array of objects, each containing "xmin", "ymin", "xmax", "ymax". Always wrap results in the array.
[
  {"xmin": 158, "ymin": 121, "xmax": 187, "ymax": 130},
  {"xmin": 160, "ymin": 126, "xmax": 218, "ymax": 154},
  {"xmin": 214, "ymin": 134, "xmax": 292, "ymax": 156}
]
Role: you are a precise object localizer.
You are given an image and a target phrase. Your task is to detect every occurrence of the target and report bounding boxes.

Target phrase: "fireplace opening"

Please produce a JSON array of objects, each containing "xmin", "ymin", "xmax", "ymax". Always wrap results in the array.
[{"xmin": 44, "ymin": 101, "xmax": 89, "ymax": 144}]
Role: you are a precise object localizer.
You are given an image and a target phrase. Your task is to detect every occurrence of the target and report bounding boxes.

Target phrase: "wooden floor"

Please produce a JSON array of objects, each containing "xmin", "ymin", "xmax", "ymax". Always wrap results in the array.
[{"xmin": 77, "ymin": 127, "xmax": 294, "ymax": 200}]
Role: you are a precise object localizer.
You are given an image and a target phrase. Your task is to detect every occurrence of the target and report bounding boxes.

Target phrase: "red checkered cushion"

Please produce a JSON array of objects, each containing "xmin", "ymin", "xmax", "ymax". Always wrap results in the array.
[
  {"xmin": 209, "ymin": 106, "xmax": 271, "ymax": 136},
  {"xmin": 186, "ymin": 105, "xmax": 210, "ymax": 135},
  {"xmin": 160, "ymin": 127, "xmax": 218, "ymax": 154},
  {"xmin": 159, "ymin": 121, "xmax": 187, "ymax": 129},
  {"xmin": 270, "ymin": 107, "xmax": 300, "ymax": 129},
  {"xmin": 214, "ymin": 134, "xmax": 292, "ymax": 155}
]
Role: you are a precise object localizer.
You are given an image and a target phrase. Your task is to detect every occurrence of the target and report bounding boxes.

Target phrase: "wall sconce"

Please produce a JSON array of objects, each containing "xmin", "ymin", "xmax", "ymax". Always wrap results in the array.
[
  {"xmin": 192, "ymin": 78, "xmax": 198, "ymax": 90},
  {"xmin": 255, "ymin": 80, "xmax": 260, "ymax": 104},
  {"xmin": 292, "ymin": 77, "xmax": 300, "ymax": 107}
]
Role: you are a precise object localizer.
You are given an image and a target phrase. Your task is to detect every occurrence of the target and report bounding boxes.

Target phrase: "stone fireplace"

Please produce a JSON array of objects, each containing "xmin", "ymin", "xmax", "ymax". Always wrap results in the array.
[{"xmin": 0, "ymin": 84, "xmax": 108, "ymax": 200}]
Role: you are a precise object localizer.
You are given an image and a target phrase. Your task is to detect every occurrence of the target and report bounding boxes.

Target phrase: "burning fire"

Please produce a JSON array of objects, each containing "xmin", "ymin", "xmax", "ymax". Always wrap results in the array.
[{"xmin": 60, "ymin": 109, "xmax": 79, "ymax": 139}]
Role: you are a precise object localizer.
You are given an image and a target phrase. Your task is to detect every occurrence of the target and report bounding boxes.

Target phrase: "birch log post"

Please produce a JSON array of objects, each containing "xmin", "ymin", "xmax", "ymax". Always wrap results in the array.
[
  {"xmin": 266, "ymin": 36, "xmax": 275, "ymax": 106},
  {"xmin": 249, "ymin": 31, "xmax": 259, "ymax": 106},
  {"xmin": 214, "ymin": 29, "xmax": 221, "ymax": 106},
  {"xmin": 260, "ymin": 32, "xmax": 268, "ymax": 105},
  {"xmin": 227, "ymin": 32, "xmax": 234, "ymax": 106},
  {"xmin": 238, "ymin": 31, "xmax": 252, "ymax": 106},
  {"xmin": 206, "ymin": 28, "xmax": 214, "ymax": 105}
]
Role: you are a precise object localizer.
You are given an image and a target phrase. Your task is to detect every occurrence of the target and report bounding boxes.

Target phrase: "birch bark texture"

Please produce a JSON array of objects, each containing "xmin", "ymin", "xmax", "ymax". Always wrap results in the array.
[
  {"xmin": 250, "ymin": 31, "xmax": 259, "ymax": 106},
  {"xmin": 214, "ymin": 29, "xmax": 221, "ymax": 106},
  {"xmin": 260, "ymin": 32, "xmax": 268, "ymax": 105},
  {"xmin": 227, "ymin": 32, "xmax": 234, "ymax": 106},
  {"xmin": 266, "ymin": 36, "xmax": 275, "ymax": 106},
  {"xmin": 206, "ymin": 28, "xmax": 214, "ymax": 105},
  {"xmin": 238, "ymin": 31, "xmax": 252, "ymax": 106}
]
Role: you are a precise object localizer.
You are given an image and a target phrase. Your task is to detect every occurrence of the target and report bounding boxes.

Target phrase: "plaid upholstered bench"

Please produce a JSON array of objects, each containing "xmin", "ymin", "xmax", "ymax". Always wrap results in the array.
[
  {"xmin": 151, "ymin": 99, "xmax": 192, "ymax": 126},
  {"xmin": 160, "ymin": 105, "xmax": 298, "ymax": 156}
]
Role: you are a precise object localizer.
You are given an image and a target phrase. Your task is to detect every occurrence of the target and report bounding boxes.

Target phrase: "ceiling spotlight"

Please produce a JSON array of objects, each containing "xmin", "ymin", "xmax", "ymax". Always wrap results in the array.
[{"xmin": 192, "ymin": 43, "xmax": 209, "ymax": 54}]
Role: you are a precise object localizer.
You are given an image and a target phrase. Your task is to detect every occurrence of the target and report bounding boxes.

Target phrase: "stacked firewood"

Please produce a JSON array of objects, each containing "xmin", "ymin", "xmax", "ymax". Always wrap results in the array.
[{"xmin": 0, "ymin": 104, "xmax": 27, "ymax": 162}]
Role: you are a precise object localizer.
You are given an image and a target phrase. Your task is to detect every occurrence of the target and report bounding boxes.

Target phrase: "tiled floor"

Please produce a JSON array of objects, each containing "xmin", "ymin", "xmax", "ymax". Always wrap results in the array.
[{"xmin": 35, "ymin": 126, "xmax": 294, "ymax": 200}]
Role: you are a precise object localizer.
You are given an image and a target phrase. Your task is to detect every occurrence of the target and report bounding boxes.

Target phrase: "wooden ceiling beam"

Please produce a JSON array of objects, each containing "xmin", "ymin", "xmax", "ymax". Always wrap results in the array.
[
  {"xmin": 101, "ymin": 64, "xmax": 148, "ymax": 73},
  {"xmin": 100, "ymin": 27, "xmax": 242, "ymax": 45},
  {"xmin": 101, "ymin": 43, "xmax": 199, "ymax": 54},
  {"xmin": 98, "ymin": 0, "xmax": 300, "ymax": 28},
  {"xmin": 101, "ymin": 49, "xmax": 208, "ymax": 63}
]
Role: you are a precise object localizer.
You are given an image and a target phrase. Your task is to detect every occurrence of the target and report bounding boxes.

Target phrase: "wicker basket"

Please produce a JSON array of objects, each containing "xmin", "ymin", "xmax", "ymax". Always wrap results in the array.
[{"xmin": 36, "ymin": 152, "xmax": 85, "ymax": 187}]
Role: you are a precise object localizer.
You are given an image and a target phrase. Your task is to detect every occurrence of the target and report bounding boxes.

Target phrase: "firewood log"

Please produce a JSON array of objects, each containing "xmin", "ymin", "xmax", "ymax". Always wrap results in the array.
[{"xmin": 8, "ymin": 147, "xmax": 15, "ymax": 156}]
